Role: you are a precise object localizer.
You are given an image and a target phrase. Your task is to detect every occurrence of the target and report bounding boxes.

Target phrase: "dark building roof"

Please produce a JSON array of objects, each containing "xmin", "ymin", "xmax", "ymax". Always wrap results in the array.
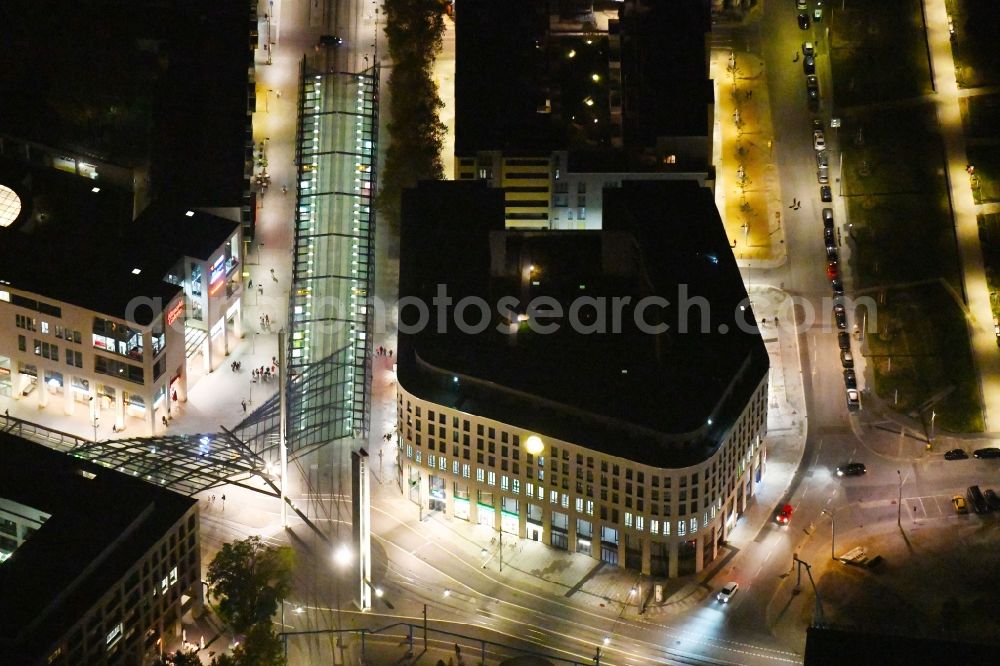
[
  {"xmin": 0, "ymin": 0, "xmax": 250, "ymax": 207},
  {"xmin": 616, "ymin": 0, "xmax": 713, "ymax": 141},
  {"xmin": 805, "ymin": 624, "xmax": 1000, "ymax": 666},
  {"xmin": 0, "ymin": 433, "xmax": 197, "ymax": 663},
  {"xmin": 397, "ymin": 180, "xmax": 768, "ymax": 467},
  {"xmin": 455, "ymin": 0, "xmax": 564, "ymax": 155},
  {"xmin": 0, "ymin": 159, "xmax": 238, "ymax": 325},
  {"xmin": 455, "ymin": 0, "xmax": 712, "ymax": 167}
]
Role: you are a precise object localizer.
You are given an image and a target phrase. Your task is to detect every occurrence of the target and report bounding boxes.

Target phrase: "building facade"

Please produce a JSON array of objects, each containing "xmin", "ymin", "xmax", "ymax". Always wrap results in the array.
[
  {"xmin": 0, "ymin": 434, "xmax": 201, "ymax": 665},
  {"xmin": 398, "ymin": 370, "xmax": 766, "ymax": 577}
]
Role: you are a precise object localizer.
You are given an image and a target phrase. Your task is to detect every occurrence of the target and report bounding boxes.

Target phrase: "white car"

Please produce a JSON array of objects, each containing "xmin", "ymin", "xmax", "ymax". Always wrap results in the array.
[
  {"xmin": 813, "ymin": 130, "xmax": 826, "ymax": 151},
  {"xmin": 717, "ymin": 581, "xmax": 739, "ymax": 603},
  {"xmin": 796, "ymin": 0, "xmax": 807, "ymax": 9}
]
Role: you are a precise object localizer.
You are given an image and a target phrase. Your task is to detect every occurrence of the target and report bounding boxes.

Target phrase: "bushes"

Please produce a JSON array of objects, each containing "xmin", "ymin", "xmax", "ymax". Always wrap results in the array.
[{"xmin": 378, "ymin": 0, "xmax": 448, "ymax": 226}]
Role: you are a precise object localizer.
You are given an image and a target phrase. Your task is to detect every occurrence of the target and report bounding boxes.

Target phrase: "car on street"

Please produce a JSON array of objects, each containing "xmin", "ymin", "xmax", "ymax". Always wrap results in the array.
[
  {"xmin": 953, "ymin": 495, "xmax": 968, "ymax": 514},
  {"xmin": 831, "ymin": 277, "xmax": 844, "ymax": 294},
  {"xmin": 985, "ymin": 489, "xmax": 1000, "ymax": 511},
  {"xmin": 817, "ymin": 151, "xmax": 830, "ymax": 168},
  {"xmin": 835, "ymin": 308, "xmax": 847, "ymax": 330},
  {"xmin": 807, "ymin": 75, "xmax": 819, "ymax": 91},
  {"xmin": 846, "ymin": 388, "xmax": 860, "ymax": 411},
  {"xmin": 814, "ymin": 3, "xmax": 824, "ymax": 22},
  {"xmin": 826, "ymin": 245, "xmax": 839, "ymax": 261},
  {"xmin": 803, "ymin": 41, "xmax": 815, "ymax": 57},
  {"xmin": 973, "ymin": 447, "xmax": 1000, "ymax": 459},
  {"xmin": 820, "ymin": 185, "xmax": 833, "ymax": 202},
  {"xmin": 944, "ymin": 448, "xmax": 968, "ymax": 460},
  {"xmin": 814, "ymin": 130, "xmax": 826, "ymax": 150},
  {"xmin": 827, "ymin": 262, "xmax": 839, "ymax": 280},
  {"xmin": 717, "ymin": 581, "xmax": 739, "ymax": 603},
  {"xmin": 796, "ymin": 0, "xmax": 807, "ymax": 9},
  {"xmin": 824, "ymin": 226, "xmax": 835, "ymax": 244},
  {"xmin": 822, "ymin": 206, "xmax": 834, "ymax": 225},
  {"xmin": 840, "ymin": 349, "xmax": 854, "ymax": 368},
  {"xmin": 319, "ymin": 34, "xmax": 344, "ymax": 47},
  {"xmin": 775, "ymin": 504, "xmax": 794, "ymax": 525},
  {"xmin": 798, "ymin": 12, "xmax": 810, "ymax": 29},
  {"xmin": 968, "ymin": 485, "xmax": 990, "ymax": 513},
  {"xmin": 837, "ymin": 462, "xmax": 866, "ymax": 476},
  {"xmin": 844, "ymin": 368, "xmax": 857, "ymax": 388},
  {"xmin": 803, "ymin": 55, "xmax": 815, "ymax": 75},
  {"xmin": 838, "ymin": 332, "xmax": 850, "ymax": 350}
]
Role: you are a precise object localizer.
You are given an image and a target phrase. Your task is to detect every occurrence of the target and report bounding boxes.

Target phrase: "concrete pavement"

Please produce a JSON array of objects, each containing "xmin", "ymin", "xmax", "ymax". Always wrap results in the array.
[{"xmin": 713, "ymin": 49, "xmax": 788, "ymax": 270}]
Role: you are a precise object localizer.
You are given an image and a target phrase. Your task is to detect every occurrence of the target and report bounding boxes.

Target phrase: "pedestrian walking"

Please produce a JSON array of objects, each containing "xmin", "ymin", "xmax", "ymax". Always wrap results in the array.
[
  {"xmin": 221, "ymin": 494, "xmax": 226, "ymax": 511},
  {"xmin": 241, "ymin": 399, "xmax": 247, "ymax": 412},
  {"xmin": 162, "ymin": 415, "xmax": 168, "ymax": 428},
  {"xmin": 388, "ymin": 349, "xmax": 393, "ymax": 358},
  {"xmin": 270, "ymin": 268, "xmax": 277, "ymax": 282},
  {"xmin": 248, "ymin": 279, "xmax": 253, "ymax": 289},
  {"xmin": 258, "ymin": 285, "xmax": 263, "ymax": 296},
  {"xmin": 265, "ymin": 314, "xmax": 270, "ymax": 327},
  {"xmin": 211, "ymin": 494, "xmax": 216, "ymax": 505}
]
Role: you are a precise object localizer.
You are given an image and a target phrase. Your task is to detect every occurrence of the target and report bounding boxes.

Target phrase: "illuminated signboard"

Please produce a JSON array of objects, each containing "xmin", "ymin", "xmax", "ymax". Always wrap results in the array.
[
  {"xmin": 165, "ymin": 299, "xmax": 185, "ymax": 326},
  {"xmin": 209, "ymin": 256, "xmax": 225, "ymax": 285}
]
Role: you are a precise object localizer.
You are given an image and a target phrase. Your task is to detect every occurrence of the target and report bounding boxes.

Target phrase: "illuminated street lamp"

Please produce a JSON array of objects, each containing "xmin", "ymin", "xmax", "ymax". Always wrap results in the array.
[{"xmin": 334, "ymin": 544, "xmax": 352, "ymax": 567}]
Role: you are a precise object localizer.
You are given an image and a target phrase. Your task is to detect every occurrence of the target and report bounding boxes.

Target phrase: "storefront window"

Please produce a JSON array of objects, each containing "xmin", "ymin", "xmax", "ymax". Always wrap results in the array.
[
  {"xmin": 92, "ymin": 318, "xmax": 143, "ymax": 361},
  {"xmin": 190, "ymin": 264, "xmax": 203, "ymax": 297}
]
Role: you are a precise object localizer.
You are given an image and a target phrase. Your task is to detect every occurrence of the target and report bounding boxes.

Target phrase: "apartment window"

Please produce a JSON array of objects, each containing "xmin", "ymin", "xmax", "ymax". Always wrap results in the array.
[
  {"xmin": 561, "ymin": 493, "xmax": 569, "ymax": 508},
  {"xmin": 453, "ymin": 460, "xmax": 460, "ymax": 475},
  {"xmin": 586, "ymin": 500, "xmax": 594, "ymax": 515},
  {"xmin": 18, "ymin": 335, "xmax": 25, "ymax": 352},
  {"xmin": 440, "ymin": 457, "xmax": 447, "ymax": 470},
  {"xmin": 415, "ymin": 451, "xmax": 422, "ymax": 464},
  {"xmin": 636, "ymin": 516, "xmax": 644, "ymax": 532},
  {"xmin": 624, "ymin": 512, "xmax": 633, "ymax": 528},
  {"xmin": 501, "ymin": 475, "xmax": 508, "ymax": 490},
  {"xmin": 487, "ymin": 471, "xmax": 496, "ymax": 486},
  {"xmin": 575, "ymin": 497, "xmax": 584, "ymax": 512},
  {"xmin": 476, "ymin": 468, "xmax": 485, "ymax": 482},
  {"xmin": 678, "ymin": 520, "xmax": 686, "ymax": 536},
  {"xmin": 462, "ymin": 464, "xmax": 470, "ymax": 478},
  {"xmin": 526, "ymin": 482, "xmax": 535, "ymax": 497},
  {"xmin": 663, "ymin": 521, "xmax": 670, "ymax": 536},
  {"xmin": 428, "ymin": 454, "xmax": 436, "ymax": 468},
  {"xmin": 512, "ymin": 479, "xmax": 520, "ymax": 494},
  {"xmin": 690, "ymin": 517, "xmax": 698, "ymax": 533},
  {"xmin": 40, "ymin": 321, "xmax": 49, "ymax": 334},
  {"xmin": 650, "ymin": 519, "xmax": 659, "ymax": 534},
  {"xmin": 406, "ymin": 445, "xmax": 413, "ymax": 458}
]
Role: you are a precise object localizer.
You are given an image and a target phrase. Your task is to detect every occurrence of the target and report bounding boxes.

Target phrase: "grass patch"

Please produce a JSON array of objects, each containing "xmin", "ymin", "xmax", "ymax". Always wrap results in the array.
[
  {"xmin": 966, "ymin": 145, "xmax": 1000, "ymax": 204},
  {"xmin": 959, "ymin": 93, "xmax": 1000, "ymax": 138},
  {"xmin": 830, "ymin": 0, "xmax": 933, "ymax": 107},
  {"xmin": 865, "ymin": 283, "xmax": 983, "ymax": 433},
  {"xmin": 948, "ymin": 0, "xmax": 1000, "ymax": 88},
  {"xmin": 978, "ymin": 212, "xmax": 1000, "ymax": 318},
  {"xmin": 841, "ymin": 106, "xmax": 983, "ymax": 431}
]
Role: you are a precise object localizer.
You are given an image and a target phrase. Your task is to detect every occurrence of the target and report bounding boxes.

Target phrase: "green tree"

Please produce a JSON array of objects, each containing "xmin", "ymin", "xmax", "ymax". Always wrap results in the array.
[
  {"xmin": 211, "ymin": 624, "xmax": 285, "ymax": 666},
  {"xmin": 154, "ymin": 649, "xmax": 202, "ymax": 666},
  {"xmin": 206, "ymin": 536, "xmax": 294, "ymax": 635}
]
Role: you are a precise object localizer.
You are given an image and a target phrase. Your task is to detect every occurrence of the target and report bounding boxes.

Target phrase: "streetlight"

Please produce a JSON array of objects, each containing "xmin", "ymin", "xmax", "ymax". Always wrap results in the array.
[
  {"xmin": 896, "ymin": 470, "xmax": 903, "ymax": 528},
  {"xmin": 821, "ymin": 509, "xmax": 835, "ymax": 560},
  {"xmin": 334, "ymin": 544, "xmax": 352, "ymax": 567}
]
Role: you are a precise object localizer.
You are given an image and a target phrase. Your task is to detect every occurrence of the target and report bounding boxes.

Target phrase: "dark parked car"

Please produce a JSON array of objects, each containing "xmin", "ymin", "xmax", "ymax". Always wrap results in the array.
[
  {"xmin": 985, "ymin": 489, "xmax": 1000, "ymax": 512},
  {"xmin": 944, "ymin": 448, "xmax": 969, "ymax": 460},
  {"xmin": 968, "ymin": 485, "xmax": 990, "ymax": 513},
  {"xmin": 826, "ymin": 245, "xmax": 839, "ymax": 261},
  {"xmin": 974, "ymin": 447, "xmax": 1000, "ymax": 459},
  {"xmin": 835, "ymin": 308, "xmax": 847, "ymax": 330},
  {"xmin": 803, "ymin": 41, "xmax": 815, "ymax": 57},
  {"xmin": 843, "ymin": 369, "xmax": 857, "ymax": 388},
  {"xmin": 319, "ymin": 34, "xmax": 344, "ymax": 46},
  {"xmin": 798, "ymin": 12, "xmax": 810, "ymax": 30},
  {"xmin": 838, "ymin": 331, "xmax": 851, "ymax": 350},
  {"xmin": 820, "ymin": 185, "xmax": 833, "ymax": 202},
  {"xmin": 822, "ymin": 207, "xmax": 834, "ymax": 227},
  {"xmin": 831, "ymin": 278, "xmax": 844, "ymax": 295},
  {"xmin": 840, "ymin": 349, "xmax": 854, "ymax": 368},
  {"xmin": 803, "ymin": 55, "xmax": 815, "ymax": 75},
  {"xmin": 824, "ymin": 226, "xmax": 835, "ymax": 244},
  {"xmin": 837, "ymin": 462, "xmax": 866, "ymax": 476}
]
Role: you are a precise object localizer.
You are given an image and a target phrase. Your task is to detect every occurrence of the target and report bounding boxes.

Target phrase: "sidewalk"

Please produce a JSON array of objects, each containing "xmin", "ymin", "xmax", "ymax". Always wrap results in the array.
[{"xmin": 712, "ymin": 49, "xmax": 787, "ymax": 270}]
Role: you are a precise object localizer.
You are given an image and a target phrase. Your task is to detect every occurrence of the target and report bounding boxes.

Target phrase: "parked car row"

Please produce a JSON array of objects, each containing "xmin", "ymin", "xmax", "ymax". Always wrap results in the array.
[
  {"xmin": 944, "ymin": 446, "xmax": 1000, "ymax": 460},
  {"xmin": 820, "ymin": 204, "xmax": 857, "ymax": 410},
  {"xmin": 956, "ymin": 485, "xmax": 1000, "ymax": 514}
]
